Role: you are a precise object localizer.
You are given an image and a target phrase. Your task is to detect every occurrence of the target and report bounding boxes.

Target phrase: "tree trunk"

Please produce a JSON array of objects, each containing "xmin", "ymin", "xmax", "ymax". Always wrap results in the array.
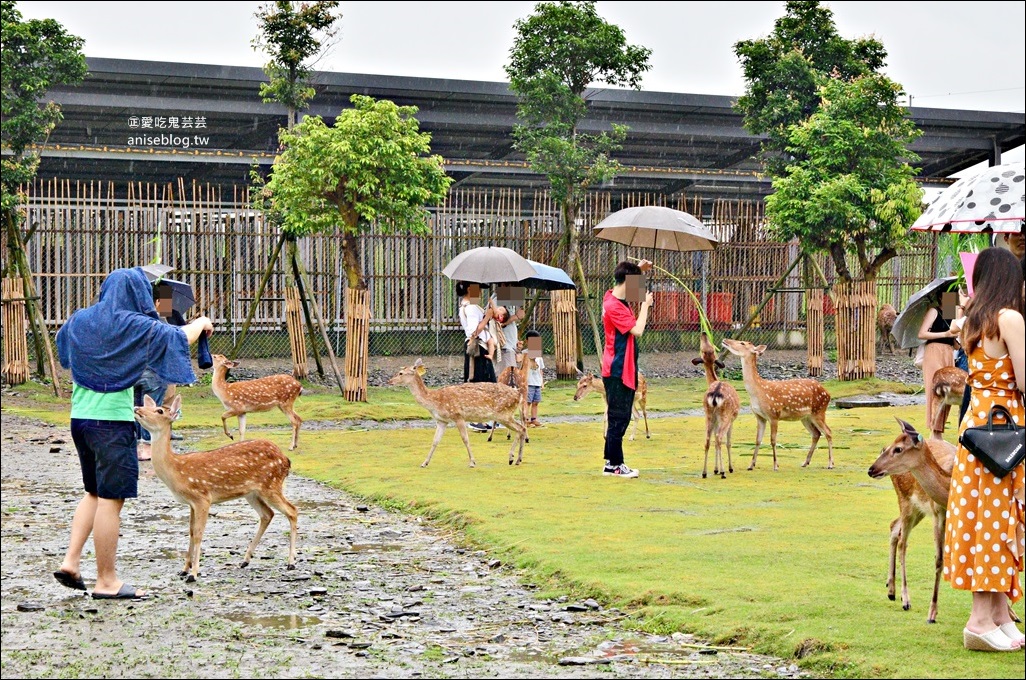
[
  {"xmin": 833, "ymin": 278, "xmax": 877, "ymax": 380},
  {"xmin": 340, "ymin": 231, "xmax": 370, "ymax": 401}
]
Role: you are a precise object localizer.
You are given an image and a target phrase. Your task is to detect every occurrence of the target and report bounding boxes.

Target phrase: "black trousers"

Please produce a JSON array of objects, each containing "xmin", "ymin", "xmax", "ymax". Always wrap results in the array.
[
  {"xmin": 463, "ymin": 353, "xmax": 496, "ymax": 383},
  {"xmin": 602, "ymin": 376, "xmax": 635, "ymax": 467}
]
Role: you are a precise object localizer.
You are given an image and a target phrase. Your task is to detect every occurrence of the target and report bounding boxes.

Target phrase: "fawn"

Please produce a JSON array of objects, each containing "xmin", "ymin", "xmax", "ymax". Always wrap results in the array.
[
  {"xmin": 388, "ymin": 358, "xmax": 527, "ymax": 467},
  {"xmin": 868, "ymin": 417, "xmax": 955, "ymax": 623},
  {"xmin": 573, "ymin": 371, "xmax": 650, "ymax": 441},
  {"xmin": 133, "ymin": 393, "xmax": 299, "ymax": 582},
  {"xmin": 690, "ymin": 332, "xmax": 739, "ymax": 479},
  {"xmin": 211, "ymin": 354, "xmax": 303, "ymax": 450},
  {"xmin": 722, "ymin": 339, "xmax": 833, "ymax": 471},
  {"xmin": 929, "ymin": 365, "xmax": 967, "ymax": 433},
  {"xmin": 878, "ymin": 303, "xmax": 897, "ymax": 354}
]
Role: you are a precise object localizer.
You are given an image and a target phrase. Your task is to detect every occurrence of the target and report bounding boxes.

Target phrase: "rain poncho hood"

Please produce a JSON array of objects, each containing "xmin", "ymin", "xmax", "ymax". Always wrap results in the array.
[{"xmin": 57, "ymin": 267, "xmax": 196, "ymax": 392}]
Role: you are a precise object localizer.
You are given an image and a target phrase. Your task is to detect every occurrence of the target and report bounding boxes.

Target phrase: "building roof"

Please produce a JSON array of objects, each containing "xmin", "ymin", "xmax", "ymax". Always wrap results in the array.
[{"xmin": 32, "ymin": 57, "xmax": 1026, "ymax": 202}]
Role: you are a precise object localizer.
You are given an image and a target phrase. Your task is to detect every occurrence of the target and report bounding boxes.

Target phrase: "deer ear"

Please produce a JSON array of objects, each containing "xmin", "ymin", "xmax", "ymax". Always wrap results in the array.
[
  {"xmin": 690, "ymin": 358, "xmax": 702, "ymax": 366},
  {"xmin": 143, "ymin": 394, "xmax": 157, "ymax": 408},
  {"xmin": 754, "ymin": 345, "xmax": 767, "ymax": 355},
  {"xmin": 168, "ymin": 394, "xmax": 182, "ymax": 414},
  {"xmin": 415, "ymin": 365, "xmax": 426, "ymax": 376},
  {"xmin": 715, "ymin": 360, "xmax": 725, "ymax": 369},
  {"xmin": 895, "ymin": 417, "xmax": 922, "ymax": 442},
  {"xmin": 413, "ymin": 358, "xmax": 423, "ymax": 367}
]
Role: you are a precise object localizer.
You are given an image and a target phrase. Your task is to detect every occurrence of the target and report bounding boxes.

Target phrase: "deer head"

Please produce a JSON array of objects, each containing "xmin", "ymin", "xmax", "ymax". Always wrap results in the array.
[
  {"xmin": 868, "ymin": 418, "xmax": 928, "ymax": 479},
  {"xmin": 722, "ymin": 338, "xmax": 767, "ymax": 358},
  {"xmin": 211, "ymin": 354, "xmax": 240, "ymax": 370},
  {"xmin": 691, "ymin": 332, "xmax": 725, "ymax": 369},
  {"xmin": 388, "ymin": 358, "xmax": 426, "ymax": 386},
  {"xmin": 573, "ymin": 371, "xmax": 598, "ymax": 401},
  {"xmin": 134, "ymin": 393, "xmax": 182, "ymax": 438}
]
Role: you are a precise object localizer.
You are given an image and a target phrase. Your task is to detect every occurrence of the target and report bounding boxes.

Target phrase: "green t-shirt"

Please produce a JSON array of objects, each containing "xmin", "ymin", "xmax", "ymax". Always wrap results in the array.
[{"xmin": 70, "ymin": 383, "xmax": 135, "ymax": 421}]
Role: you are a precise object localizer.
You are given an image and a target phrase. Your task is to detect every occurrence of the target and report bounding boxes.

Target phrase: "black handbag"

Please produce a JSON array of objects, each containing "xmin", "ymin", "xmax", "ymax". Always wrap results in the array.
[{"xmin": 959, "ymin": 404, "xmax": 1026, "ymax": 479}]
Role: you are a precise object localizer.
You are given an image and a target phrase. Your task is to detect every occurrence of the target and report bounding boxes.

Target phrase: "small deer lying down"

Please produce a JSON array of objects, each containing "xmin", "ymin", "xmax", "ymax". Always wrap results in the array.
[
  {"xmin": 211, "ymin": 354, "xmax": 303, "ymax": 450},
  {"xmin": 868, "ymin": 418, "xmax": 955, "ymax": 624},
  {"xmin": 388, "ymin": 358, "xmax": 527, "ymax": 467},
  {"xmin": 573, "ymin": 370, "xmax": 650, "ymax": 441},
  {"xmin": 133, "ymin": 394, "xmax": 298, "ymax": 582}
]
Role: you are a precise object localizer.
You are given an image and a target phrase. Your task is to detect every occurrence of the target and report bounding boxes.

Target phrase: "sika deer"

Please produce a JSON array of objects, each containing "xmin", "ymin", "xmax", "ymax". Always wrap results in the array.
[
  {"xmin": 490, "ymin": 355, "xmax": 530, "ymax": 444},
  {"xmin": 133, "ymin": 394, "xmax": 298, "ymax": 582},
  {"xmin": 930, "ymin": 365, "xmax": 967, "ymax": 433},
  {"xmin": 573, "ymin": 371, "xmax": 650, "ymax": 441},
  {"xmin": 722, "ymin": 339, "xmax": 833, "ymax": 471},
  {"xmin": 388, "ymin": 358, "xmax": 526, "ymax": 467},
  {"xmin": 868, "ymin": 418, "xmax": 955, "ymax": 623},
  {"xmin": 878, "ymin": 303, "xmax": 898, "ymax": 354},
  {"xmin": 211, "ymin": 354, "xmax": 303, "ymax": 450},
  {"xmin": 690, "ymin": 333, "xmax": 739, "ymax": 479}
]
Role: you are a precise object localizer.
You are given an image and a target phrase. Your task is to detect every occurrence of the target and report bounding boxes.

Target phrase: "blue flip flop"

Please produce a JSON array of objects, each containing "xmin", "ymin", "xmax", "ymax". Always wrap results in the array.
[
  {"xmin": 91, "ymin": 583, "xmax": 148, "ymax": 600},
  {"xmin": 53, "ymin": 570, "xmax": 86, "ymax": 591}
]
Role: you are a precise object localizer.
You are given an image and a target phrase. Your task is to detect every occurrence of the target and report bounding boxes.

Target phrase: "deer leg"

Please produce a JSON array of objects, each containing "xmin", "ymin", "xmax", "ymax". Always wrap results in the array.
[
  {"xmin": 237, "ymin": 413, "xmax": 247, "ymax": 442},
  {"xmin": 642, "ymin": 405, "xmax": 650, "ymax": 439},
  {"xmin": 281, "ymin": 404, "xmax": 302, "ymax": 451},
  {"xmin": 602, "ymin": 404, "xmax": 608, "ymax": 441},
  {"xmin": 500, "ymin": 416, "xmax": 527, "ymax": 465},
  {"xmin": 928, "ymin": 509, "xmax": 945, "ymax": 624},
  {"xmin": 800, "ymin": 417, "xmax": 819, "ymax": 468},
  {"xmin": 820, "ymin": 417, "xmax": 834, "ymax": 469},
  {"xmin": 221, "ymin": 410, "xmax": 240, "ymax": 440},
  {"xmin": 769, "ymin": 419, "xmax": 780, "ymax": 472},
  {"xmin": 242, "ymin": 493, "xmax": 274, "ymax": 569},
  {"xmin": 724, "ymin": 422, "xmax": 734, "ymax": 474},
  {"xmin": 186, "ymin": 502, "xmax": 211, "ymax": 583},
  {"xmin": 421, "ymin": 422, "xmax": 448, "ymax": 468},
  {"xmin": 749, "ymin": 416, "xmax": 766, "ymax": 471},
  {"xmin": 181, "ymin": 506, "xmax": 196, "ymax": 577},
  {"xmin": 454, "ymin": 419, "xmax": 476, "ymax": 468},
  {"xmin": 264, "ymin": 489, "xmax": 299, "ymax": 570},
  {"xmin": 887, "ymin": 517, "xmax": 900, "ymax": 602},
  {"xmin": 702, "ymin": 413, "xmax": 713, "ymax": 478},
  {"xmin": 629, "ymin": 408, "xmax": 638, "ymax": 442}
]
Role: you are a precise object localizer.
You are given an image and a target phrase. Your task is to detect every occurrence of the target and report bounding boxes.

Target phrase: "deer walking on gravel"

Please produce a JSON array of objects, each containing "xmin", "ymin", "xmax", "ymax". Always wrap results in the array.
[
  {"xmin": 867, "ymin": 418, "xmax": 956, "ymax": 623},
  {"xmin": 211, "ymin": 354, "xmax": 303, "ymax": 450},
  {"xmin": 722, "ymin": 339, "xmax": 833, "ymax": 471},
  {"xmin": 878, "ymin": 303, "xmax": 898, "ymax": 354},
  {"xmin": 388, "ymin": 358, "xmax": 527, "ymax": 467},
  {"xmin": 690, "ymin": 333, "xmax": 739, "ymax": 479},
  {"xmin": 133, "ymin": 394, "xmax": 299, "ymax": 583},
  {"xmin": 573, "ymin": 371, "xmax": 650, "ymax": 441},
  {"xmin": 929, "ymin": 365, "xmax": 967, "ymax": 434}
]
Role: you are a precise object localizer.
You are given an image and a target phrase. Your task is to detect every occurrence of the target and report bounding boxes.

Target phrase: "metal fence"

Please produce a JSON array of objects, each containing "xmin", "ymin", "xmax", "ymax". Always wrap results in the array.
[{"xmin": 3, "ymin": 179, "xmax": 940, "ymax": 379}]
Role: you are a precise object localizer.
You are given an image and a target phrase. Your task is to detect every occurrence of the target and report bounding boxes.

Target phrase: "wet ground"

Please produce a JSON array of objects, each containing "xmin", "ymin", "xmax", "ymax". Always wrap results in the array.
[{"xmin": 1, "ymin": 411, "xmax": 810, "ymax": 679}]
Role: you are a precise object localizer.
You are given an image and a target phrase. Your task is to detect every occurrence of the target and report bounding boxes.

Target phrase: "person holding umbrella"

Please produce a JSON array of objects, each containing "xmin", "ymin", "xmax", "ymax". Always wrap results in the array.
[
  {"xmin": 135, "ymin": 281, "xmax": 189, "ymax": 460},
  {"xmin": 600, "ymin": 259, "xmax": 654, "ymax": 479},
  {"xmin": 917, "ymin": 288, "xmax": 959, "ymax": 440}
]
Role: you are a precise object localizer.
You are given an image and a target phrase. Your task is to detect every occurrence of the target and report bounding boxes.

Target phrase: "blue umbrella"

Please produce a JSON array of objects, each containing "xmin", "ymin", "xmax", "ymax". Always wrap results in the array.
[
  {"xmin": 140, "ymin": 265, "xmax": 196, "ymax": 315},
  {"xmin": 518, "ymin": 260, "xmax": 576, "ymax": 291}
]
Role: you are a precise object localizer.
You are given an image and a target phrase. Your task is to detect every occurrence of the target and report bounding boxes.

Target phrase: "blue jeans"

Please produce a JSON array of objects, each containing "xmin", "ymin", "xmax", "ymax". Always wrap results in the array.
[
  {"xmin": 71, "ymin": 419, "xmax": 139, "ymax": 499},
  {"xmin": 133, "ymin": 369, "xmax": 167, "ymax": 442}
]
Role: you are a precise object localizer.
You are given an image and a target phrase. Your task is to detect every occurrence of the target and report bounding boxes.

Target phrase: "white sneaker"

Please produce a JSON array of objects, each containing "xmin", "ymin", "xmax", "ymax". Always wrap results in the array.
[
  {"xmin": 467, "ymin": 422, "xmax": 490, "ymax": 433},
  {"xmin": 603, "ymin": 464, "xmax": 639, "ymax": 478}
]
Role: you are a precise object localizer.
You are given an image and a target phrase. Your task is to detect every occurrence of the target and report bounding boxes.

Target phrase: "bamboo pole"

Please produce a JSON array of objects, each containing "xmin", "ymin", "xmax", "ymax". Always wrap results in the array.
[
  {"xmin": 291, "ymin": 246, "xmax": 344, "ymax": 389},
  {"xmin": 231, "ymin": 232, "xmax": 286, "ymax": 360}
]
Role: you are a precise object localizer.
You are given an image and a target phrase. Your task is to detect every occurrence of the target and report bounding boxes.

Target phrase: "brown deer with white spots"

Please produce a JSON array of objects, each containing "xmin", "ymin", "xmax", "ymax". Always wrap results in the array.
[
  {"xmin": 867, "ymin": 418, "xmax": 955, "ymax": 623},
  {"xmin": 388, "ymin": 358, "xmax": 527, "ymax": 467},
  {"xmin": 489, "ymin": 353, "xmax": 530, "ymax": 444},
  {"xmin": 133, "ymin": 393, "xmax": 298, "ymax": 583},
  {"xmin": 211, "ymin": 354, "xmax": 303, "ymax": 450},
  {"xmin": 878, "ymin": 303, "xmax": 898, "ymax": 354},
  {"xmin": 690, "ymin": 333, "xmax": 740, "ymax": 478},
  {"xmin": 722, "ymin": 339, "xmax": 833, "ymax": 471},
  {"xmin": 573, "ymin": 370, "xmax": 650, "ymax": 441},
  {"xmin": 929, "ymin": 365, "xmax": 967, "ymax": 433}
]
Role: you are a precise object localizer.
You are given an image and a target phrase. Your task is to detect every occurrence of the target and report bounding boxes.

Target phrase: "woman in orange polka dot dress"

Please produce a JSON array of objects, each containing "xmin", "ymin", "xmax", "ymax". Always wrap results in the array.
[{"xmin": 943, "ymin": 247, "xmax": 1025, "ymax": 652}]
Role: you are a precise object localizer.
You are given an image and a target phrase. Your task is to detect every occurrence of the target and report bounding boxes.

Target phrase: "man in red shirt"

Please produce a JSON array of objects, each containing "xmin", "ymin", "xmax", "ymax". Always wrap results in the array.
[{"xmin": 600, "ymin": 259, "xmax": 653, "ymax": 478}]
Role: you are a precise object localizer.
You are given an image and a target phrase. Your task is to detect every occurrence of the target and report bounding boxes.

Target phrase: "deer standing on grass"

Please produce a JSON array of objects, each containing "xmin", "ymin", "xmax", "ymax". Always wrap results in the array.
[
  {"xmin": 133, "ymin": 394, "xmax": 298, "ymax": 583},
  {"xmin": 211, "ymin": 354, "xmax": 303, "ymax": 450},
  {"xmin": 867, "ymin": 417, "xmax": 956, "ymax": 623},
  {"xmin": 388, "ymin": 358, "xmax": 526, "ymax": 467},
  {"xmin": 929, "ymin": 365, "xmax": 967, "ymax": 434},
  {"xmin": 573, "ymin": 371, "xmax": 650, "ymax": 441},
  {"xmin": 722, "ymin": 339, "xmax": 833, "ymax": 471},
  {"xmin": 878, "ymin": 303, "xmax": 898, "ymax": 354},
  {"xmin": 489, "ymin": 350, "xmax": 530, "ymax": 444},
  {"xmin": 690, "ymin": 333, "xmax": 739, "ymax": 479}
]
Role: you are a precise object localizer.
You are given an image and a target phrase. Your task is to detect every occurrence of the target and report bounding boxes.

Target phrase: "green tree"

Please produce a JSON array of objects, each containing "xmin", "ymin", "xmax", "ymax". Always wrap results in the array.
[
  {"xmin": 505, "ymin": 0, "xmax": 651, "ymax": 367},
  {"xmin": 257, "ymin": 94, "xmax": 452, "ymax": 399},
  {"xmin": 253, "ymin": 0, "xmax": 341, "ymax": 129},
  {"xmin": 765, "ymin": 74, "xmax": 923, "ymax": 283},
  {"xmin": 1, "ymin": 0, "xmax": 85, "ymax": 391}
]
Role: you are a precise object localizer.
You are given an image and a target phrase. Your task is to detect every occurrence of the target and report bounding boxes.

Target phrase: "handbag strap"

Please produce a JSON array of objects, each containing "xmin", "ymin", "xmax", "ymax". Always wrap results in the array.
[{"xmin": 984, "ymin": 404, "xmax": 1018, "ymax": 431}]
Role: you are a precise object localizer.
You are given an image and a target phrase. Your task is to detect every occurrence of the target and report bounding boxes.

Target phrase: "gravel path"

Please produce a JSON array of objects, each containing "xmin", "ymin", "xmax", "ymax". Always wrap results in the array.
[{"xmin": 1, "ymin": 410, "xmax": 810, "ymax": 679}]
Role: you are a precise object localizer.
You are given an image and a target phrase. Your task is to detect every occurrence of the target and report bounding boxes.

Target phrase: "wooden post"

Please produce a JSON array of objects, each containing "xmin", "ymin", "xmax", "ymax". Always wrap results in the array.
[
  {"xmin": 284, "ymin": 285, "xmax": 308, "ymax": 379},
  {"xmin": 552, "ymin": 289, "xmax": 578, "ymax": 379},
  {"xmin": 2, "ymin": 278, "xmax": 29, "ymax": 385},
  {"xmin": 833, "ymin": 279, "xmax": 877, "ymax": 380},
  {"xmin": 806, "ymin": 288, "xmax": 823, "ymax": 377},
  {"xmin": 343, "ymin": 287, "xmax": 370, "ymax": 402}
]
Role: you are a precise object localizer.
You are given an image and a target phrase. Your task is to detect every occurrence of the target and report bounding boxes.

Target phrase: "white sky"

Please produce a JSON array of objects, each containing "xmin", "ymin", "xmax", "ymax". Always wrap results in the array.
[{"xmin": 16, "ymin": 0, "xmax": 1026, "ymax": 172}]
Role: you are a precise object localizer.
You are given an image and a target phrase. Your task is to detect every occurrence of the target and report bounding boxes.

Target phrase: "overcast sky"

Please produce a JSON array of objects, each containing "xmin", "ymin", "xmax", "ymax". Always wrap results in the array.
[{"xmin": 16, "ymin": 0, "xmax": 1026, "ymax": 169}]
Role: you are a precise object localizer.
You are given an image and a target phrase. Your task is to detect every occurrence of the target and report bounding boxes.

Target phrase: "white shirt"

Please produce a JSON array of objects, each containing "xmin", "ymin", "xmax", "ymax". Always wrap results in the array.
[
  {"xmin": 524, "ymin": 354, "xmax": 545, "ymax": 387},
  {"xmin": 459, "ymin": 299, "xmax": 490, "ymax": 343}
]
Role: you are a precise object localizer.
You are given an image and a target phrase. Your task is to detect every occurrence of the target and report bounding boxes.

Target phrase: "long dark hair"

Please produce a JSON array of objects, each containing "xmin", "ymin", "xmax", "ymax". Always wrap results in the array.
[{"xmin": 963, "ymin": 246, "xmax": 1024, "ymax": 352}]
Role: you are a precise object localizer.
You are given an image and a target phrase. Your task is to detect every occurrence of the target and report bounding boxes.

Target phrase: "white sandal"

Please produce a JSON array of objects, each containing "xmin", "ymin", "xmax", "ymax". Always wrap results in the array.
[
  {"xmin": 999, "ymin": 623, "xmax": 1026, "ymax": 647},
  {"xmin": 963, "ymin": 627, "xmax": 1019, "ymax": 652}
]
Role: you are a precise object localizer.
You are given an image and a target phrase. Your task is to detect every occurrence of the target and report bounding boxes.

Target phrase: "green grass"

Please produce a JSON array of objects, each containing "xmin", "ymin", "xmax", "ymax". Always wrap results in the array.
[{"xmin": 5, "ymin": 376, "xmax": 1016, "ymax": 678}]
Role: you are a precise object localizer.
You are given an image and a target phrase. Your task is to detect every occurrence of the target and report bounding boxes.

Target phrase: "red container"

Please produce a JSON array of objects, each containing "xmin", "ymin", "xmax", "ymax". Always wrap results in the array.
[{"xmin": 708, "ymin": 292, "xmax": 734, "ymax": 328}]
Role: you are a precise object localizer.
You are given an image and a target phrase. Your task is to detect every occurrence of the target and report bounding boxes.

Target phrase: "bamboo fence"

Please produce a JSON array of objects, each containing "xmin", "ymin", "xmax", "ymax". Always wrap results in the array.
[{"xmin": 2, "ymin": 278, "xmax": 29, "ymax": 385}]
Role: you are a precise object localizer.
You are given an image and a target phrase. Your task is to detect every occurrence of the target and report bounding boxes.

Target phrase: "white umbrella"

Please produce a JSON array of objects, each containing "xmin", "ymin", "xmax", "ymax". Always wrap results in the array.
[
  {"xmin": 441, "ymin": 246, "xmax": 537, "ymax": 285},
  {"xmin": 911, "ymin": 161, "xmax": 1024, "ymax": 234},
  {"xmin": 593, "ymin": 206, "xmax": 719, "ymax": 251}
]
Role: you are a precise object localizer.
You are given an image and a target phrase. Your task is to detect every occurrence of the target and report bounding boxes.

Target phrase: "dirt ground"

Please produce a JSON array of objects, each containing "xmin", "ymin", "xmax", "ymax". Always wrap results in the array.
[{"xmin": 1, "ymin": 408, "xmax": 811, "ymax": 679}]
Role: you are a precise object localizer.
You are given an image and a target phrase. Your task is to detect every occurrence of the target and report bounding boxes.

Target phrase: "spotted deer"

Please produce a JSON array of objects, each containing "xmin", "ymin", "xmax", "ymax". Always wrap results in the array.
[
  {"xmin": 690, "ymin": 333, "xmax": 739, "ymax": 479},
  {"xmin": 573, "ymin": 371, "xmax": 650, "ymax": 441},
  {"xmin": 868, "ymin": 418, "xmax": 956, "ymax": 623},
  {"xmin": 211, "ymin": 354, "xmax": 303, "ymax": 450},
  {"xmin": 722, "ymin": 339, "xmax": 833, "ymax": 471},
  {"xmin": 133, "ymin": 393, "xmax": 298, "ymax": 582},
  {"xmin": 930, "ymin": 365, "xmax": 967, "ymax": 433},
  {"xmin": 388, "ymin": 358, "xmax": 527, "ymax": 467},
  {"xmin": 489, "ymin": 352, "xmax": 530, "ymax": 444},
  {"xmin": 878, "ymin": 303, "xmax": 898, "ymax": 354}
]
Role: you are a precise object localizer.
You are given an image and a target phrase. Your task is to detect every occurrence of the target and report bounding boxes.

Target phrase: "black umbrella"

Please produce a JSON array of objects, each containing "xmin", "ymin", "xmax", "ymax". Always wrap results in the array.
[
  {"xmin": 140, "ymin": 265, "xmax": 196, "ymax": 315},
  {"xmin": 518, "ymin": 260, "xmax": 576, "ymax": 291}
]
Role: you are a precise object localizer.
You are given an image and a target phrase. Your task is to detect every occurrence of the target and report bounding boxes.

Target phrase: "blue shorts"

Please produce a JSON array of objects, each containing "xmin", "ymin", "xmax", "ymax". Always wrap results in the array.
[
  {"xmin": 71, "ymin": 419, "xmax": 139, "ymax": 499},
  {"xmin": 527, "ymin": 385, "xmax": 542, "ymax": 404}
]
